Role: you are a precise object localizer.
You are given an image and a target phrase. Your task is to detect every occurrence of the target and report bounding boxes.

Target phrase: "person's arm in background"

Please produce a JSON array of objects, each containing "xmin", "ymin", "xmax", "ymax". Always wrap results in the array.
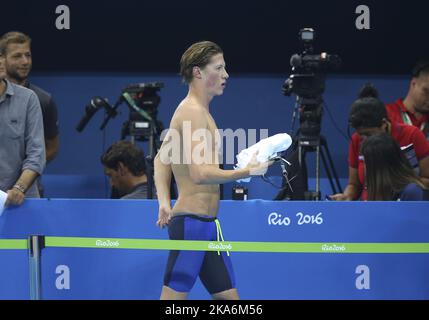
[
  {"xmin": 6, "ymin": 92, "xmax": 46, "ymax": 205},
  {"xmin": 417, "ymin": 157, "xmax": 429, "ymax": 187},
  {"xmin": 399, "ymin": 183, "xmax": 426, "ymax": 201},
  {"xmin": 6, "ymin": 170, "xmax": 40, "ymax": 205},
  {"xmin": 46, "ymin": 135, "xmax": 59, "ymax": 162},
  {"xmin": 410, "ymin": 127, "xmax": 429, "ymax": 187},
  {"xmin": 330, "ymin": 136, "xmax": 361, "ymax": 201},
  {"xmin": 330, "ymin": 167, "xmax": 361, "ymax": 200},
  {"xmin": 44, "ymin": 97, "xmax": 60, "ymax": 162}
]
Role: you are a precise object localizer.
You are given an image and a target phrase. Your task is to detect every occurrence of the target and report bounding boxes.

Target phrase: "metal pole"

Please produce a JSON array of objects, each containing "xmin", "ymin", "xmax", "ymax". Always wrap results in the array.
[
  {"xmin": 315, "ymin": 145, "xmax": 321, "ymax": 200},
  {"xmin": 147, "ymin": 122, "xmax": 155, "ymax": 199},
  {"xmin": 28, "ymin": 235, "xmax": 45, "ymax": 300}
]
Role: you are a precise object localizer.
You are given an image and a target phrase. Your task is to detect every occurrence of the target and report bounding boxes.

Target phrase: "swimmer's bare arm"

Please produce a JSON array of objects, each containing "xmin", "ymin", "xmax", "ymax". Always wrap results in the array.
[
  {"xmin": 190, "ymin": 153, "xmax": 270, "ymax": 184},
  {"xmin": 154, "ymin": 136, "xmax": 173, "ymax": 228},
  {"xmin": 183, "ymin": 107, "xmax": 272, "ymax": 185}
]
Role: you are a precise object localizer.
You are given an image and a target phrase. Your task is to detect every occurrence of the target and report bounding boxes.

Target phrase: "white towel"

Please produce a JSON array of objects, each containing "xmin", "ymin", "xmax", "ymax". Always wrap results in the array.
[
  {"xmin": 234, "ymin": 133, "xmax": 292, "ymax": 182},
  {"xmin": 0, "ymin": 190, "xmax": 7, "ymax": 216}
]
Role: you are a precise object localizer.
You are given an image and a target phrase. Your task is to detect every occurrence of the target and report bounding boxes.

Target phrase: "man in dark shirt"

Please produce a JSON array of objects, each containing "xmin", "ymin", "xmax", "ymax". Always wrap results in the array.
[
  {"xmin": 101, "ymin": 140, "xmax": 152, "ymax": 199},
  {"xmin": 1, "ymin": 31, "xmax": 59, "ymax": 164}
]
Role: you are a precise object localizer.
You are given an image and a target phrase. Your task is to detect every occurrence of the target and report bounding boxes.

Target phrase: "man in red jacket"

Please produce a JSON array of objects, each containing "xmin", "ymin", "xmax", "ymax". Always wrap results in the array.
[{"xmin": 386, "ymin": 60, "xmax": 429, "ymax": 138}]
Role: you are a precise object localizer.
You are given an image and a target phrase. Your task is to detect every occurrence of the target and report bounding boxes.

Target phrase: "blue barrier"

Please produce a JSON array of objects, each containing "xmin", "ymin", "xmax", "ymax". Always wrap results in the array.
[
  {"xmin": 0, "ymin": 199, "xmax": 428, "ymax": 299},
  {"xmin": 0, "ymin": 247, "xmax": 28, "ymax": 300}
]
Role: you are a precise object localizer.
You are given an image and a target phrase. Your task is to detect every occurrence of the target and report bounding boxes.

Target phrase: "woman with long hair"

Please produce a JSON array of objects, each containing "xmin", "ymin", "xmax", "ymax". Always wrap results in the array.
[{"xmin": 361, "ymin": 133, "xmax": 428, "ymax": 200}]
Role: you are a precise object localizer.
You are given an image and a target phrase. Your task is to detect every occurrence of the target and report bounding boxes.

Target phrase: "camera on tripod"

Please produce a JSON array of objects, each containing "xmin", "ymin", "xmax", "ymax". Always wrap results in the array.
[
  {"xmin": 120, "ymin": 82, "xmax": 164, "ymax": 141},
  {"xmin": 76, "ymin": 82, "xmax": 164, "ymax": 141},
  {"xmin": 276, "ymin": 28, "xmax": 342, "ymax": 201},
  {"xmin": 282, "ymin": 28, "xmax": 341, "ymax": 139},
  {"xmin": 75, "ymin": 82, "xmax": 165, "ymax": 200}
]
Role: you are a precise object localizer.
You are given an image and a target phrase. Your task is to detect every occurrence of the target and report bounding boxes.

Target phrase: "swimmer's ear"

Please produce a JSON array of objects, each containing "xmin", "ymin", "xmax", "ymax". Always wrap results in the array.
[{"xmin": 193, "ymin": 66, "xmax": 202, "ymax": 79}]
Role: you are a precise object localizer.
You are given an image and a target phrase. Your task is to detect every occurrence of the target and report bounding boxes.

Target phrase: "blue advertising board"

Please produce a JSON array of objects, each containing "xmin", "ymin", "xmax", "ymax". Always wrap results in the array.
[{"xmin": 0, "ymin": 199, "xmax": 428, "ymax": 299}]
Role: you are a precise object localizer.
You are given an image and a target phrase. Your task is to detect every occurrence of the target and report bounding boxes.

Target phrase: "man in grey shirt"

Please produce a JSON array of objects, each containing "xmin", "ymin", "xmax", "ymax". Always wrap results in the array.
[
  {"xmin": 2, "ymin": 31, "xmax": 60, "ymax": 197},
  {"xmin": 101, "ymin": 140, "xmax": 154, "ymax": 199},
  {"xmin": 0, "ymin": 43, "xmax": 46, "ymax": 206}
]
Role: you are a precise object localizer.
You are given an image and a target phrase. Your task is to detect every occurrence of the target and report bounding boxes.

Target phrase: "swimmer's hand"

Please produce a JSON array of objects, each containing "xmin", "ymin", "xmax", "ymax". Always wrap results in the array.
[
  {"xmin": 245, "ymin": 151, "xmax": 274, "ymax": 176},
  {"xmin": 157, "ymin": 205, "xmax": 172, "ymax": 228}
]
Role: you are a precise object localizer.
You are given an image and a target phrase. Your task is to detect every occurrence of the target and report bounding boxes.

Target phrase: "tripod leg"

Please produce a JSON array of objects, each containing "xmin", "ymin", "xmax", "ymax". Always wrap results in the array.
[
  {"xmin": 297, "ymin": 145, "xmax": 310, "ymax": 200},
  {"xmin": 312, "ymin": 146, "xmax": 320, "ymax": 200},
  {"xmin": 319, "ymin": 148, "xmax": 337, "ymax": 194},
  {"xmin": 321, "ymin": 137, "xmax": 342, "ymax": 192}
]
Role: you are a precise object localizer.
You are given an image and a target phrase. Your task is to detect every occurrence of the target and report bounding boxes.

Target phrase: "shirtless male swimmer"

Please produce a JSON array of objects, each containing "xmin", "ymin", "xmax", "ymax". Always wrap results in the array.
[{"xmin": 154, "ymin": 41, "xmax": 273, "ymax": 300}]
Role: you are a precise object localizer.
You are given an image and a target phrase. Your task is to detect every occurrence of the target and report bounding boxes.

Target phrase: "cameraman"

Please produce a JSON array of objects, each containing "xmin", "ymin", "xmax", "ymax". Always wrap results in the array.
[
  {"xmin": 101, "ymin": 140, "xmax": 154, "ymax": 199},
  {"xmin": 330, "ymin": 86, "xmax": 429, "ymax": 201}
]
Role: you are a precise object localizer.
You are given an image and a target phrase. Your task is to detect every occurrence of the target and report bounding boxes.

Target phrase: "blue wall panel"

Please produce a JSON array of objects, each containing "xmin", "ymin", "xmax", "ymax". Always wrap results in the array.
[{"xmin": 1, "ymin": 199, "xmax": 428, "ymax": 299}]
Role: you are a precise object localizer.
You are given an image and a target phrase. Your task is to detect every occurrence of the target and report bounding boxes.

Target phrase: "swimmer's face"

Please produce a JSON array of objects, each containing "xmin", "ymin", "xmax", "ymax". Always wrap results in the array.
[{"xmin": 199, "ymin": 53, "xmax": 229, "ymax": 96}]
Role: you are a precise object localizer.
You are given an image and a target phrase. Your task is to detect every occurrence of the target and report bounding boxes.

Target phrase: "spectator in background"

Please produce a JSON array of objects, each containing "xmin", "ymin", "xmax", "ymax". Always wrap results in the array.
[
  {"xmin": 330, "ymin": 84, "xmax": 429, "ymax": 201},
  {"xmin": 101, "ymin": 140, "xmax": 152, "ymax": 199},
  {"xmin": 361, "ymin": 133, "xmax": 428, "ymax": 201},
  {"xmin": 386, "ymin": 59, "xmax": 429, "ymax": 139},
  {"xmin": 0, "ymin": 40, "xmax": 46, "ymax": 205},
  {"xmin": 1, "ymin": 31, "xmax": 60, "ymax": 196}
]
